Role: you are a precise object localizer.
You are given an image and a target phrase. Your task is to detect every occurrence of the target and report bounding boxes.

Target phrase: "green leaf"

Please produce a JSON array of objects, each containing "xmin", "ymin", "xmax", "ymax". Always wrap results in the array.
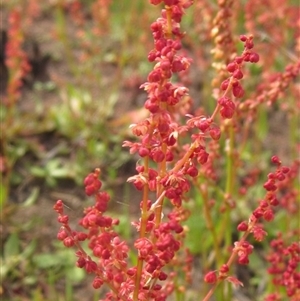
[
  {"xmin": 184, "ymin": 212, "xmax": 207, "ymax": 254},
  {"xmin": 0, "ymin": 180, "xmax": 8, "ymax": 207},
  {"xmin": 66, "ymin": 266, "xmax": 85, "ymax": 283},
  {"xmin": 33, "ymin": 253, "xmax": 62, "ymax": 269},
  {"xmin": 22, "ymin": 187, "xmax": 40, "ymax": 207},
  {"xmin": 4, "ymin": 233, "xmax": 20, "ymax": 258}
]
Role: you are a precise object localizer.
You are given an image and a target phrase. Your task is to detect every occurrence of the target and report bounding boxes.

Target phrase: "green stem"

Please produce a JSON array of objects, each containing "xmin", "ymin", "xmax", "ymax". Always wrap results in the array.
[{"xmin": 199, "ymin": 182, "xmax": 222, "ymax": 265}]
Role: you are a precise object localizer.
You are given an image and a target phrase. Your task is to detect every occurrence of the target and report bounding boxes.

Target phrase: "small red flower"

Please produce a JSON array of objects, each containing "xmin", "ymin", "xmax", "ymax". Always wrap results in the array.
[{"xmin": 204, "ymin": 271, "xmax": 217, "ymax": 284}]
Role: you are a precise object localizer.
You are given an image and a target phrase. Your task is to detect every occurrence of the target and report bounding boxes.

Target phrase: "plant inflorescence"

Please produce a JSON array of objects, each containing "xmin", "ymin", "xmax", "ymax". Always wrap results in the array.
[{"xmin": 52, "ymin": 1, "xmax": 299, "ymax": 301}]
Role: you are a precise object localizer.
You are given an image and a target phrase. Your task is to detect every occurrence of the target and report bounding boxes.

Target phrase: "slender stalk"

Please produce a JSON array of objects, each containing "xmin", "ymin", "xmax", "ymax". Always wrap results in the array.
[{"xmin": 133, "ymin": 156, "xmax": 150, "ymax": 301}]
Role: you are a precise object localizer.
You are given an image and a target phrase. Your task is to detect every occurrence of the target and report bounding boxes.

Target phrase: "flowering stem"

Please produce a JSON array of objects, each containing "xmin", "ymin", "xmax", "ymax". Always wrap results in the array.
[
  {"xmin": 200, "ymin": 183, "xmax": 222, "ymax": 264},
  {"xmin": 133, "ymin": 156, "xmax": 150, "ymax": 301}
]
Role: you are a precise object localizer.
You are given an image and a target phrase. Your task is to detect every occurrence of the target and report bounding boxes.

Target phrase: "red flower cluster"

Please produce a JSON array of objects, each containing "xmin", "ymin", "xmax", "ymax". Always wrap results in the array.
[
  {"xmin": 5, "ymin": 8, "xmax": 31, "ymax": 106},
  {"xmin": 217, "ymin": 35, "xmax": 260, "ymax": 119},
  {"xmin": 54, "ymin": 167, "xmax": 190, "ymax": 301},
  {"xmin": 54, "ymin": 169, "xmax": 132, "ymax": 300},
  {"xmin": 265, "ymin": 233, "xmax": 300, "ymax": 301},
  {"xmin": 204, "ymin": 156, "xmax": 293, "ymax": 289}
]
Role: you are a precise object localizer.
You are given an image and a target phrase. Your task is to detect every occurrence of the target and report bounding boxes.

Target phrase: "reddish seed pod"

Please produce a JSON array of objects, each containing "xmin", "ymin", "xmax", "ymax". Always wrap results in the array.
[
  {"xmin": 271, "ymin": 155, "xmax": 281, "ymax": 165},
  {"xmin": 232, "ymin": 84, "xmax": 245, "ymax": 98},
  {"xmin": 152, "ymin": 149, "xmax": 165, "ymax": 162},
  {"xmin": 227, "ymin": 62, "xmax": 237, "ymax": 73},
  {"xmin": 209, "ymin": 127, "xmax": 221, "ymax": 140},
  {"xmin": 159, "ymin": 271, "xmax": 168, "ymax": 280},
  {"xmin": 219, "ymin": 99, "xmax": 235, "ymax": 119},
  {"xmin": 148, "ymin": 70, "xmax": 162, "ymax": 82},
  {"xmin": 249, "ymin": 52, "xmax": 259, "ymax": 63},
  {"xmin": 243, "ymin": 53, "xmax": 250, "ymax": 62},
  {"xmin": 197, "ymin": 150, "xmax": 209, "ymax": 164},
  {"xmin": 204, "ymin": 271, "xmax": 217, "ymax": 284},
  {"xmin": 57, "ymin": 214, "xmax": 69, "ymax": 224},
  {"xmin": 76, "ymin": 232, "xmax": 88, "ymax": 241},
  {"xmin": 240, "ymin": 35, "xmax": 247, "ymax": 42},
  {"xmin": 172, "ymin": 60, "xmax": 184, "ymax": 72},
  {"xmin": 263, "ymin": 209, "xmax": 274, "ymax": 222},
  {"xmin": 85, "ymin": 185, "xmax": 95, "ymax": 196},
  {"xmin": 85, "ymin": 260, "xmax": 98, "ymax": 273},
  {"xmin": 263, "ymin": 179, "xmax": 277, "ymax": 191},
  {"xmin": 237, "ymin": 221, "xmax": 248, "ymax": 232},
  {"xmin": 63, "ymin": 237, "xmax": 75, "ymax": 247},
  {"xmin": 221, "ymin": 79, "xmax": 230, "ymax": 91},
  {"xmin": 235, "ymin": 56, "xmax": 244, "ymax": 64},
  {"xmin": 93, "ymin": 245, "xmax": 102, "ymax": 257},
  {"xmin": 57, "ymin": 229, "xmax": 68, "ymax": 240},
  {"xmin": 92, "ymin": 277, "xmax": 103, "ymax": 289},
  {"xmin": 127, "ymin": 268, "xmax": 136, "ymax": 276},
  {"xmin": 84, "ymin": 174, "xmax": 94, "ymax": 186},
  {"xmin": 187, "ymin": 166, "xmax": 198, "ymax": 177},
  {"xmin": 233, "ymin": 69, "xmax": 243, "ymax": 79},
  {"xmin": 281, "ymin": 166, "xmax": 290, "ymax": 174},
  {"xmin": 101, "ymin": 249, "xmax": 111, "ymax": 259},
  {"xmin": 160, "ymin": 60, "xmax": 171, "ymax": 70},
  {"xmin": 220, "ymin": 264, "xmax": 229, "ymax": 273},
  {"xmin": 53, "ymin": 200, "xmax": 63, "ymax": 213},
  {"xmin": 148, "ymin": 50, "xmax": 157, "ymax": 62},
  {"xmin": 276, "ymin": 172, "xmax": 285, "ymax": 181},
  {"xmin": 164, "ymin": 0, "xmax": 175, "ymax": 5},
  {"xmin": 270, "ymin": 197, "xmax": 279, "ymax": 206},
  {"xmin": 238, "ymin": 255, "xmax": 249, "ymax": 265},
  {"xmin": 173, "ymin": 40, "xmax": 181, "ymax": 50},
  {"xmin": 197, "ymin": 119, "xmax": 211, "ymax": 132},
  {"xmin": 139, "ymin": 147, "xmax": 149, "ymax": 157},
  {"xmin": 76, "ymin": 257, "xmax": 86, "ymax": 268}
]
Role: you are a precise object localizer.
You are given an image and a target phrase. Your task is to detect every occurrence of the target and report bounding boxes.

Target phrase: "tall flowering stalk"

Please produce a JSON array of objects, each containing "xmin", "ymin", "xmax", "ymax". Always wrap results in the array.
[
  {"xmin": 55, "ymin": 1, "xmax": 195, "ymax": 300},
  {"xmin": 53, "ymin": 1, "xmax": 299, "ymax": 301},
  {"xmin": 5, "ymin": 8, "xmax": 31, "ymax": 119},
  {"xmin": 202, "ymin": 156, "xmax": 297, "ymax": 301}
]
